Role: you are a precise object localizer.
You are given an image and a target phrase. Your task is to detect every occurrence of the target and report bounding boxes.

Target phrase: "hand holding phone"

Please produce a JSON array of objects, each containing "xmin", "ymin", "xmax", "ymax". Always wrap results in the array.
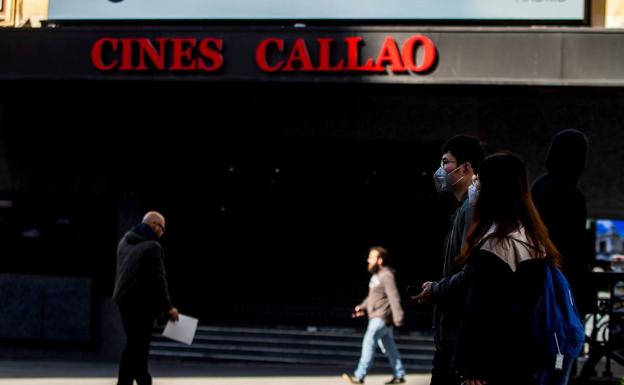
[
  {"xmin": 413, "ymin": 282, "xmax": 434, "ymax": 304},
  {"xmin": 404, "ymin": 285, "xmax": 421, "ymax": 300}
]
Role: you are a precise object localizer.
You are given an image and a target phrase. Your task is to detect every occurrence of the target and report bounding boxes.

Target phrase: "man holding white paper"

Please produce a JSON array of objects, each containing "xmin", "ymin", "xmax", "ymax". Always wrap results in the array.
[
  {"xmin": 113, "ymin": 211, "xmax": 179, "ymax": 385},
  {"xmin": 162, "ymin": 313, "xmax": 198, "ymax": 345}
]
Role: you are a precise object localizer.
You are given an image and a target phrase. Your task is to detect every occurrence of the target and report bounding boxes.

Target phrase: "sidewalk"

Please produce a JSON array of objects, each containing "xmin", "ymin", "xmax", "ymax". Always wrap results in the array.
[
  {"xmin": 0, "ymin": 359, "xmax": 432, "ymax": 385},
  {"xmin": 2, "ymin": 357, "xmax": 622, "ymax": 385}
]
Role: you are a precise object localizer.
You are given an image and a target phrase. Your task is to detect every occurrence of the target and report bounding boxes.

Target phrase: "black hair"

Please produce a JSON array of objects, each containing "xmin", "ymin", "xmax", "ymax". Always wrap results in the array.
[{"xmin": 441, "ymin": 135, "xmax": 486, "ymax": 173}]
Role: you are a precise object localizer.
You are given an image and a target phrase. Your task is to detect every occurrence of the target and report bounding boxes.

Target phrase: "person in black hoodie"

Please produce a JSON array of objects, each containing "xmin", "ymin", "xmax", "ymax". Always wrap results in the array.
[
  {"xmin": 532, "ymin": 130, "xmax": 594, "ymax": 384},
  {"xmin": 113, "ymin": 211, "xmax": 179, "ymax": 385},
  {"xmin": 531, "ymin": 129, "xmax": 594, "ymax": 319}
]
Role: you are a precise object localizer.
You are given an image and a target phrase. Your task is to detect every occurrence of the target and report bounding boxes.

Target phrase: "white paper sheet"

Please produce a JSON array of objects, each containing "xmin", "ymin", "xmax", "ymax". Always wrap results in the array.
[{"xmin": 162, "ymin": 314, "xmax": 198, "ymax": 345}]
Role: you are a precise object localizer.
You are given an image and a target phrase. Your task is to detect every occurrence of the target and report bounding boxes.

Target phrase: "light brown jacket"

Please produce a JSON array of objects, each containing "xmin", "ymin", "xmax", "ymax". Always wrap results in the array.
[{"xmin": 358, "ymin": 267, "xmax": 404, "ymax": 327}]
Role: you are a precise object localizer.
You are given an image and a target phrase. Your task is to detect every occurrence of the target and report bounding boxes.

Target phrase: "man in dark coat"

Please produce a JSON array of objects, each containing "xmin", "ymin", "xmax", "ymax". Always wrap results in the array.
[
  {"xmin": 531, "ymin": 129, "xmax": 594, "ymax": 318},
  {"xmin": 532, "ymin": 130, "xmax": 594, "ymax": 383},
  {"xmin": 113, "ymin": 211, "xmax": 179, "ymax": 385},
  {"xmin": 415, "ymin": 135, "xmax": 486, "ymax": 385}
]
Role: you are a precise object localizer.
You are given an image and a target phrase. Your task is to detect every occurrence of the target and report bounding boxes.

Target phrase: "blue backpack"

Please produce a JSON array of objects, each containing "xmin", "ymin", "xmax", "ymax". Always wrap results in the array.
[{"xmin": 532, "ymin": 263, "xmax": 585, "ymax": 367}]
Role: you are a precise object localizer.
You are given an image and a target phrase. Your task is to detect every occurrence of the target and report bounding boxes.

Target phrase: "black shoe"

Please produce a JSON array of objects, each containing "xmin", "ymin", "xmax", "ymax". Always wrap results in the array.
[
  {"xmin": 385, "ymin": 377, "xmax": 406, "ymax": 384},
  {"xmin": 341, "ymin": 373, "xmax": 364, "ymax": 384}
]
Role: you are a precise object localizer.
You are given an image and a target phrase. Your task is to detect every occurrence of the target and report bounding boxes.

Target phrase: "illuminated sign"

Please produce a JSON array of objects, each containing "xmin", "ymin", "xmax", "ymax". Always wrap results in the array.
[{"xmin": 89, "ymin": 35, "xmax": 438, "ymax": 75}]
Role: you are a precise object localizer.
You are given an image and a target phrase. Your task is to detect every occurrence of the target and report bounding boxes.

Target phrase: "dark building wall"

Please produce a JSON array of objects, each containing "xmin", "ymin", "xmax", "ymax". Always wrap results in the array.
[
  {"xmin": 1, "ymin": 82, "xmax": 622, "ymax": 216},
  {"xmin": 0, "ymin": 81, "xmax": 622, "ymax": 335}
]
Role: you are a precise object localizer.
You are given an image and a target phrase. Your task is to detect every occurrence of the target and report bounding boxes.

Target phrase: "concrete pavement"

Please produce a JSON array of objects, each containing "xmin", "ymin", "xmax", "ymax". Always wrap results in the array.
[
  {"xmin": 0, "ymin": 359, "xmax": 432, "ymax": 385},
  {"xmin": 2, "ymin": 357, "xmax": 623, "ymax": 385}
]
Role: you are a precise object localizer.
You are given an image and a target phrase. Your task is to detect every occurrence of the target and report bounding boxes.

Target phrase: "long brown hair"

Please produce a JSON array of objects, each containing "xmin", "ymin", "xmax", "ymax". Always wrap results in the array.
[{"xmin": 457, "ymin": 153, "xmax": 561, "ymax": 268}]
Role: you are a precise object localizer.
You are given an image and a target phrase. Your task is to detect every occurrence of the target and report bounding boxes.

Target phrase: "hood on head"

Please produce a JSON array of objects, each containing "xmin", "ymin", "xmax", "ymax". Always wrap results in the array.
[
  {"xmin": 545, "ymin": 129, "xmax": 588, "ymax": 178},
  {"xmin": 124, "ymin": 223, "xmax": 159, "ymax": 244}
]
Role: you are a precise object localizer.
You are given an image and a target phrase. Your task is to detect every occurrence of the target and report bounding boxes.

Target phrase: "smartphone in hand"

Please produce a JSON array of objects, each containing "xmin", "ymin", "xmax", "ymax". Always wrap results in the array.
[{"xmin": 404, "ymin": 285, "xmax": 422, "ymax": 300}]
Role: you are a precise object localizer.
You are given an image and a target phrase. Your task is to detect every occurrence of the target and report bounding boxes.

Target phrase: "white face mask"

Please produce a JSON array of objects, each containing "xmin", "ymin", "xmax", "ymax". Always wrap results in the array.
[
  {"xmin": 468, "ymin": 175, "xmax": 480, "ymax": 206},
  {"xmin": 433, "ymin": 164, "xmax": 466, "ymax": 193}
]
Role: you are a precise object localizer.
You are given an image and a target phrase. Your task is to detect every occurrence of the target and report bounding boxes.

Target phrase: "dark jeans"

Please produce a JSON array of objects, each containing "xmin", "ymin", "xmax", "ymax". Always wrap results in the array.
[
  {"xmin": 117, "ymin": 304, "xmax": 155, "ymax": 385},
  {"xmin": 431, "ymin": 342, "xmax": 462, "ymax": 385}
]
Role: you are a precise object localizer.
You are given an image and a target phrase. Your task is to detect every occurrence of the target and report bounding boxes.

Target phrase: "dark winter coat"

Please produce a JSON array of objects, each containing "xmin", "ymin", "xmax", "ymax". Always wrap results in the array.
[
  {"xmin": 431, "ymin": 193, "xmax": 473, "ymax": 345},
  {"xmin": 453, "ymin": 250, "xmax": 546, "ymax": 385},
  {"xmin": 112, "ymin": 224, "xmax": 173, "ymax": 317},
  {"xmin": 531, "ymin": 129, "xmax": 594, "ymax": 316}
]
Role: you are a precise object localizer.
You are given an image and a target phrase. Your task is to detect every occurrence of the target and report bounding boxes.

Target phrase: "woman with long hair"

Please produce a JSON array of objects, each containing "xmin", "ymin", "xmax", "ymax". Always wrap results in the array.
[{"xmin": 452, "ymin": 153, "xmax": 563, "ymax": 385}]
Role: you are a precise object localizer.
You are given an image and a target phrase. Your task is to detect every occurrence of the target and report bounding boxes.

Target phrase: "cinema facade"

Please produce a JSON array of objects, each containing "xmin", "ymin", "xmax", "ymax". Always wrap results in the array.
[
  {"xmin": 1, "ymin": 9, "xmax": 624, "ymax": 359},
  {"xmin": 4, "ymin": 25, "xmax": 624, "ymax": 85}
]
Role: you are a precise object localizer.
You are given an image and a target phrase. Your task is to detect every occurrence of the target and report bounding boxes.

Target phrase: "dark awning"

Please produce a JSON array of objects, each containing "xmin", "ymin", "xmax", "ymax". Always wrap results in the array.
[{"xmin": 1, "ymin": 26, "xmax": 623, "ymax": 86}]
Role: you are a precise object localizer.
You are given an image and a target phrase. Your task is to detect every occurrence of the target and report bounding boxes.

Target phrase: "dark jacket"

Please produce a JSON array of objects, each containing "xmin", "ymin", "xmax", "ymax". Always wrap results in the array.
[
  {"xmin": 431, "ymin": 193, "xmax": 472, "ymax": 345},
  {"xmin": 531, "ymin": 129, "xmax": 594, "ymax": 316},
  {"xmin": 112, "ymin": 224, "xmax": 173, "ymax": 316},
  {"xmin": 453, "ymin": 250, "xmax": 545, "ymax": 385}
]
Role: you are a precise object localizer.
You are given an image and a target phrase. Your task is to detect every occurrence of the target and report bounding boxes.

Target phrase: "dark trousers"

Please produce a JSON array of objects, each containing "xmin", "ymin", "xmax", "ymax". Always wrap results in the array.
[
  {"xmin": 117, "ymin": 305, "xmax": 155, "ymax": 385},
  {"xmin": 431, "ymin": 341, "xmax": 536, "ymax": 385},
  {"xmin": 430, "ymin": 342, "xmax": 462, "ymax": 385}
]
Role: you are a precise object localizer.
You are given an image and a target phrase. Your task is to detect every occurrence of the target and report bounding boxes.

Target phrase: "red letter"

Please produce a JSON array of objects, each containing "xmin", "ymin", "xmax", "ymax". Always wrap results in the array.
[
  {"xmin": 198, "ymin": 38, "xmax": 224, "ymax": 72},
  {"xmin": 170, "ymin": 38, "xmax": 197, "ymax": 71},
  {"xmin": 91, "ymin": 38, "xmax": 119, "ymax": 71},
  {"xmin": 345, "ymin": 37, "xmax": 376, "ymax": 72},
  {"xmin": 136, "ymin": 38, "xmax": 166, "ymax": 71},
  {"xmin": 283, "ymin": 39, "xmax": 315, "ymax": 72},
  {"xmin": 376, "ymin": 37, "xmax": 405, "ymax": 72},
  {"xmin": 317, "ymin": 38, "xmax": 345, "ymax": 72},
  {"xmin": 256, "ymin": 38, "xmax": 284, "ymax": 72},
  {"xmin": 402, "ymin": 35, "xmax": 437, "ymax": 73},
  {"xmin": 118, "ymin": 38, "xmax": 135, "ymax": 71}
]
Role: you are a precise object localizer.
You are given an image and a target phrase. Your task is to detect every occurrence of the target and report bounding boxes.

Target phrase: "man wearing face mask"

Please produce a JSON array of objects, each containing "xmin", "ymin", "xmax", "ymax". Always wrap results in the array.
[{"xmin": 414, "ymin": 135, "xmax": 485, "ymax": 385}]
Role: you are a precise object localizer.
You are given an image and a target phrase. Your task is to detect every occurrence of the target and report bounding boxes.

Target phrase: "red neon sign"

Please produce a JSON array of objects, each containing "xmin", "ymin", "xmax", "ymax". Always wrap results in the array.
[
  {"xmin": 256, "ymin": 35, "xmax": 436, "ymax": 73},
  {"xmin": 91, "ymin": 35, "xmax": 436, "ymax": 74},
  {"xmin": 91, "ymin": 37, "xmax": 224, "ymax": 72}
]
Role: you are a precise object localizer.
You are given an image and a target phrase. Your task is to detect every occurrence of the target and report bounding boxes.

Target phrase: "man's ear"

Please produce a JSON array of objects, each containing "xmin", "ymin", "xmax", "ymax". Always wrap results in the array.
[{"xmin": 464, "ymin": 162, "xmax": 474, "ymax": 175}]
